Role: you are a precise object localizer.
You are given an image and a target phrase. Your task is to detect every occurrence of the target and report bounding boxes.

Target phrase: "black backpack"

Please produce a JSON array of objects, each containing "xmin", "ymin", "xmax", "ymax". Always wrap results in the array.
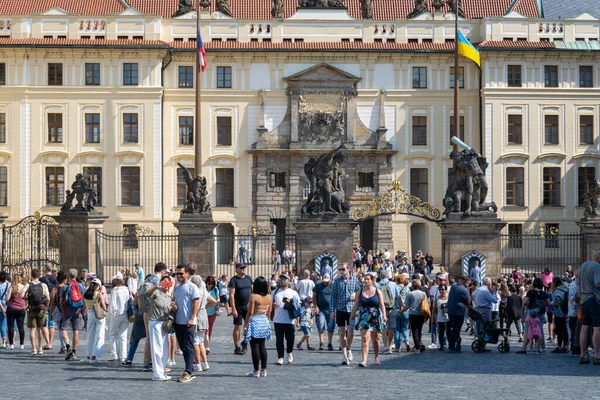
[
  {"xmin": 28, "ymin": 282, "xmax": 45, "ymax": 309},
  {"xmin": 560, "ymin": 288, "xmax": 569, "ymax": 315}
]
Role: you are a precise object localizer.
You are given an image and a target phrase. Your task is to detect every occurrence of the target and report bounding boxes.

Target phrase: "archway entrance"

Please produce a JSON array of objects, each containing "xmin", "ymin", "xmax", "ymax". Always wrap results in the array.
[{"xmin": 410, "ymin": 223, "xmax": 428, "ymax": 257}]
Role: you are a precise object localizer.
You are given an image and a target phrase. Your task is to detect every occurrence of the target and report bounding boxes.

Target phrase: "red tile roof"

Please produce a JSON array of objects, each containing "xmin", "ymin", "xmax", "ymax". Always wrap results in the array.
[
  {"xmin": 0, "ymin": 0, "xmax": 126, "ymax": 16},
  {"xmin": 1, "ymin": 0, "xmax": 540, "ymax": 19},
  {"xmin": 478, "ymin": 40, "xmax": 555, "ymax": 49},
  {"xmin": 0, "ymin": 37, "xmax": 169, "ymax": 48}
]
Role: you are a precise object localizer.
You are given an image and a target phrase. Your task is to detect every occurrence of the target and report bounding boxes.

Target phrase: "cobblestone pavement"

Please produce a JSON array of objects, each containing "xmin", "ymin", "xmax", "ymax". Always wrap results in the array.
[{"xmin": 1, "ymin": 316, "xmax": 598, "ymax": 400}]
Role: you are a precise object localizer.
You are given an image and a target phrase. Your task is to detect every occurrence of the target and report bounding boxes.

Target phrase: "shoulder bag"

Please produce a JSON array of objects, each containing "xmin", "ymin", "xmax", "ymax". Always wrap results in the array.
[{"xmin": 93, "ymin": 294, "xmax": 107, "ymax": 319}]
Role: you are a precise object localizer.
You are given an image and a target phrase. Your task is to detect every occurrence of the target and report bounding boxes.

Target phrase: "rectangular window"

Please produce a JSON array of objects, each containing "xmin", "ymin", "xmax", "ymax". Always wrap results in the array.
[
  {"xmin": 449, "ymin": 67, "xmax": 464, "ymax": 89},
  {"xmin": 123, "ymin": 63, "xmax": 138, "ymax": 85},
  {"xmin": 83, "ymin": 167, "xmax": 102, "ymax": 206},
  {"xmin": 578, "ymin": 167, "xmax": 596, "ymax": 206},
  {"xmin": 85, "ymin": 63, "xmax": 100, "ymax": 86},
  {"xmin": 123, "ymin": 113, "xmax": 139, "ymax": 143},
  {"xmin": 545, "ymin": 223, "xmax": 559, "ymax": 249},
  {"xmin": 580, "ymin": 115, "xmax": 594, "ymax": 144},
  {"xmin": 410, "ymin": 168, "xmax": 428, "ymax": 201},
  {"xmin": 543, "ymin": 167, "xmax": 561, "ymax": 206},
  {"xmin": 217, "ymin": 66, "xmax": 232, "ymax": 88},
  {"xmin": 507, "ymin": 114, "xmax": 522, "ymax": 144},
  {"xmin": 45, "ymin": 167, "xmax": 64, "ymax": 206},
  {"xmin": 269, "ymin": 172, "xmax": 287, "ymax": 188},
  {"xmin": 544, "ymin": 65, "xmax": 558, "ymax": 87},
  {"xmin": 121, "ymin": 167, "xmax": 140, "ymax": 206},
  {"xmin": 412, "ymin": 67, "xmax": 427, "ymax": 89},
  {"xmin": 544, "ymin": 115, "xmax": 559, "ymax": 144},
  {"xmin": 216, "ymin": 168, "xmax": 234, "ymax": 207},
  {"xmin": 580, "ymin": 66, "xmax": 593, "ymax": 88},
  {"xmin": 507, "ymin": 65, "xmax": 522, "ymax": 87},
  {"xmin": 0, "ymin": 113, "xmax": 5, "ymax": 143},
  {"xmin": 0, "ymin": 63, "xmax": 5, "ymax": 85},
  {"xmin": 177, "ymin": 167, "xmax": 194, "ymax": 206},
  {"xmin": 178, "ymin": 66, "xmax": 193, "ymax": 88},
  {"xmin": 505, "ymin": 167, "xmax": 524, "ymax": 206},
  {"xmin": 0, "ymin": 166, "xmax": 7, "ymax": 206},
  {"xmin": 179, "ymin": 116, "xmax": 194, "ymax": 145},
  {"xmin": 449, "ymin": 115, "xmax": 465, "ymax": 141},
  {"xmin": 85, "ymin": 113, "xmax": 100, "ymax": 143},
  {"xmin": 47, "ymin": 113, "xmax": 63, "ymax": 143},
  {"xmin": 216, "ymin": 116, "xmax": 232, "ymax": 146},
  {"xmin": 357, "ymin": 172, "xmax": 374, "ymax": 189},
  {"xmin": 123, "ymin": 224, "xmax": 139, "ymax": 249},
  {"xmin": 48, "ymin": 63, "xmax": 63, "ymax": 86},
  {"xmin": 412, "ymin": 116, "xmax": 427, "ymax": 146},
  {"xmin": 508, "ymin": 224, "xmax": 523, "ymax": 249}
]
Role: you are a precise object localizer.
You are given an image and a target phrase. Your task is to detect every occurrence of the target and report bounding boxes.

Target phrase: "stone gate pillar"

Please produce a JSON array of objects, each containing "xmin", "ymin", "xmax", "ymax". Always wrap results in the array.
[
  {"xmin": 294, "ymin": 215, "xmax": 358, "ymax": 273},
  {"xmin": 577, "ymin": 218, "xmax": 600, "ymax": 262},
  {"xmin": 438, "ymin": 215, "xmax": 506, "ymax": 279},
  {"xmin": 56, "ymin": 213, "xmax": 108, "ymax": 277},
  {"xmin": 174, "ymin": 214, "xmax": 217, "ymax": 278}
]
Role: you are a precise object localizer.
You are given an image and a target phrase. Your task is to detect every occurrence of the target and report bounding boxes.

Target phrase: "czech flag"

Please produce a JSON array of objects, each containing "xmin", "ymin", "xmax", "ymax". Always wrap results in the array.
[
  {"xmin": 197, "ymin": 28, "xmax": 207, "ymax": 72},
  {"xmin": 457, "ymin": 30, "xmax": 480, "ymax": 68}
]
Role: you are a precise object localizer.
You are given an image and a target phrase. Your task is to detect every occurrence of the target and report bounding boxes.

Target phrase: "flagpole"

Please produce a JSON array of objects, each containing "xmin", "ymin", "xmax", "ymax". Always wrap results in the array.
[
  {"xmin": 453, "ymin": 5, "xmax": 460, "ymax": 143},
  {"xmin": 195, "ymin": 1, "xmax": 202, "ymax": 175}
]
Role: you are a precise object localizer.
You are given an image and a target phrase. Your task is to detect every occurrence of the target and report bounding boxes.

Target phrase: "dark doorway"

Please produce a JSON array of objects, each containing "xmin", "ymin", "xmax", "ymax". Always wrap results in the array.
[
  {"xmin": 360, "ymin": 219, "xmax": 374, "ymax": 252},
  {"xmin": 272, "ymin": 218, "xmax": 287, "ymax": 254}
]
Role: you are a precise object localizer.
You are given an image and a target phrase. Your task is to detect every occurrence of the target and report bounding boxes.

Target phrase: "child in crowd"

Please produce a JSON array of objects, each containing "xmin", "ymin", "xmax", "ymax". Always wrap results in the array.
[
  {"xmin": 526, "ymin": 309, "xmax": 542, "ymax": 354},
  {"xmin": 296, "ymin": 297, "xmax": 314, "ymax": 351}
]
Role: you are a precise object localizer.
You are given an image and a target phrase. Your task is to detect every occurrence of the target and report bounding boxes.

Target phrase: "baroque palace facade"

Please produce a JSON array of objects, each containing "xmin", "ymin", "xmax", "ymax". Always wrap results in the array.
[{"xmin": 0, "ymin": 0, "xmax": 599, "ymax": 257}]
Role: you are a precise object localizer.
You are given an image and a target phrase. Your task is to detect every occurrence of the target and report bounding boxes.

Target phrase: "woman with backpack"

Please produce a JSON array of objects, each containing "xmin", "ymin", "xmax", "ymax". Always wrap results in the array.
[
  {"xmin": 550, "ymin": 277, "xmax": 570, "ymax": 353},
  {"xmin": 5, "ymin": 274, "xmax": 26, "ymax": 350},
  {"xmin": 349, "ymin": 272, "xmax": 387, "ymax": 367},
  {"xmin": 83, "ymin": 279, "xmax": 107, "ymax": 363}
]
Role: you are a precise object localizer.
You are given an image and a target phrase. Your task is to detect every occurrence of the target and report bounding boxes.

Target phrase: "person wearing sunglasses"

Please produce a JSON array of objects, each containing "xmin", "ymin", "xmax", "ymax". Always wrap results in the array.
[
  {"xmin": 330, "ymin": 263, "xmax": 360, "ymax": 365},
  {"xmin": 433, "ymin": 284, "xmax": 451, "ymax": 351}
]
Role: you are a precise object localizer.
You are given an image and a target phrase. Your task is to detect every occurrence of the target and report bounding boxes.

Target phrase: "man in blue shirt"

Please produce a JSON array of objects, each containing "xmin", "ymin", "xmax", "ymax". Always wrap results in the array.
[
  {"xmin": 447, "ymin": 275, "xmax": 471, "ymax": 353},
  {"xmin": 172, "ymin": 265, "xmax": 200, "ymax": 383},
  {"xmin": 472, "ymin": 277, "xmax": 498, "ymax": 349},
  {"xmin": 313, "ymin": 273, "xmax": 334, "ymax": 351},
  {"xmin": 330, "ymin": 263, "xmax": 360, "ymax": 365},
  {"xmin": 470, "ymin": 261, "xmax": 483, "ymax": 286}
]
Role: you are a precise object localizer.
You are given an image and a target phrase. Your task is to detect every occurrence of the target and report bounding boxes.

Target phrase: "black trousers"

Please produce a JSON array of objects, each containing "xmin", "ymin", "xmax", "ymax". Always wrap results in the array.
[
  {"xmin": 554, "ymin": 316, "xmax": 568, "ymax": 348},
  {"xmin": 409, "ymin": 315, "xmax": 425, "ymax": 349},
  {"xmin": 174, "ymin": 323, "xmax": 195, "ymax": 374},
  {"xmin": 569, "ymin": 316, "xmax": 581, "ymax": 355},
  {"xmin": 274, "ymin": 323, "xmax": 295, "ymax": 359},
  {"xmin": 6, "ymin": 307, "xmax": 25, "ymax": 346},
  {"xmin": 250, "ymin": 338, "xmax": 267, "ymax": 371},
  {"xmin": 506, "ymin": 317, "xmax": 522, "ymax": 336},
  {"xmin": 438, "ymin": 321, "xmax": 451, "ymax": 348},
  {"xmin": 449, "ymin": 314, "xmax": 464, "ymax": 350}
]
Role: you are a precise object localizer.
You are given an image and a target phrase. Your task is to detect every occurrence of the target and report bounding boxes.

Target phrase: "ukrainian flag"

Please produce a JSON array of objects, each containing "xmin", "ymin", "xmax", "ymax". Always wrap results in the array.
[{"xmin": 457, "ymin": 30, "xmax": 481, "ymax": 68}]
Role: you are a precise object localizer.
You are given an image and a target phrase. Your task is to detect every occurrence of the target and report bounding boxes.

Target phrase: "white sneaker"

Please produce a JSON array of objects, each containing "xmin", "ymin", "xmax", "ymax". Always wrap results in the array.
[
  {"xmin": 193, "ymin": 364, "xmax": 201, "ymax": 372},
  {"xmin": 18, "ymin": 345, "xmax": 24, "ymax": 350},
  {"xmin": 201, "ymin": 362, "xmax": 210, "ymax": 371},
  {"xmin": 428, "ymin": 343, "xmax": 437, "ymax": 349},
  {"xmin": 0, "ymin": 343, "xmax": 6, "ymax": 349},
  {"xmin": 275, "ymin": 358, "xmax": 284, "ymax": 365},
  {"xmin": 390, "ymin": 344, "xmax": 396, "ymax": 350},
  {"xmin": 247, "ymin": 371, "xmax": 260, "ymax": 378},
  {"xmin": 287, "ymin": 353, "xmax": 294, "ymax": 364},
  {"xmin": 341, "ymin": 357, "xmax": 349, "ymax": 365},
  {"xmin": 8, "ymin": 345, "xmax": 14, "ymax": 350},
  {"xmin": 347, "ymin": 349, "xmax": 353, "ymax": 361},
  {"xmin": 260, "ymin": 370, "xmax": 267, "ymax": 377}
]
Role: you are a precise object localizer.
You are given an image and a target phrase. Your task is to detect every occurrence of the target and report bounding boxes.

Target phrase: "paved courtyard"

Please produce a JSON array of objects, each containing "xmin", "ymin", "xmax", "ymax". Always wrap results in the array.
[{"xmin": 1, "ymin": 316, "xmax": 598, "ymax": 400}]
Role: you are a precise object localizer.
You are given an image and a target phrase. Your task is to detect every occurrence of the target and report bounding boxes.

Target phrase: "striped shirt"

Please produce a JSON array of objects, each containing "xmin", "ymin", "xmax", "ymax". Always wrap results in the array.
[{"xmin": 330, "ymin": 275, "xmax": 361, "ymax": 313}]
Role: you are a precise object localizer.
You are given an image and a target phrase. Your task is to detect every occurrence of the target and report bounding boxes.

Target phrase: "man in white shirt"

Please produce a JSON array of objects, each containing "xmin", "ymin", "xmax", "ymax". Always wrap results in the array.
[
  {"xmin": 383, "ymin": 248, "xmax": 391, "ymax": 261},
  {"xmin": 282, "ymin": 246, "xmax": 293, "ymax": 267},
  {"xmin": 296, "ymin": 270, "xmax": 315, "ymax": 301},
  {"xmin": 272, "ymin": 274, "xmax": 300, "ymax": 365}
]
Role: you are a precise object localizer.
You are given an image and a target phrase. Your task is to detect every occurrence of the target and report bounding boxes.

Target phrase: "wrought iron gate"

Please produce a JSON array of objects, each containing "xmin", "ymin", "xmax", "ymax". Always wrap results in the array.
[
  {"xmin": 95, "ymin": 226, "xmax": 179, "ymax": 282},
  {"xmin": 500, "ymin": 223, "xmax": 582, "ymax": 276},
  {"xmin": 1, "ymin": 212, "xmax": 60, "ymax": 276}
]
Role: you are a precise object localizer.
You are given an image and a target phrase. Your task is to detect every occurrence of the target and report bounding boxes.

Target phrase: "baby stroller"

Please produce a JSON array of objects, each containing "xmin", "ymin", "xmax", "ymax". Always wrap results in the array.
[{"xmin": 468, "ymin": 308, "xmax": 510, "ymax": 353}]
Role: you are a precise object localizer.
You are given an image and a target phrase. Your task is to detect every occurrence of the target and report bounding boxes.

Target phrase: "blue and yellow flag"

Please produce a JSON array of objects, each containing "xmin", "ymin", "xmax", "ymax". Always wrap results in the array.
[{"xmin": 457, "ymin": 31, "xmax": 481, "ymax": 68}]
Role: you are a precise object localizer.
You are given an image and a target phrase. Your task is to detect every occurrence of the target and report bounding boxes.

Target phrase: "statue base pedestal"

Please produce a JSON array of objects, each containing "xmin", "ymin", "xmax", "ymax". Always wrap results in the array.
[
  {"xmin": 174, "ymin": 213, "xmax": 217, "ymax": 278},
  {"xmin": 577, "ymin": 218, "xmax": 600, "ymax": 261},
  {"xmin": 438, "ymin": 214, "xmax": 506, "ymax": 279},
  {"xmin": 294, "ymin": 214, "xmax": 358, "ymax": 273},
  {"xmin": 55, "ymin": 213, "xmax": 108, "ymax": 278}
]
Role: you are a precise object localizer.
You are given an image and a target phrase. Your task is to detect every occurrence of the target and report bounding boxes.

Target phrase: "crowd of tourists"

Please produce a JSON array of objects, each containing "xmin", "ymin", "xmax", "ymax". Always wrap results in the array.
[{"xmin": 0, "ymin": 247, "xmax": 599, "ymax": 382}]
